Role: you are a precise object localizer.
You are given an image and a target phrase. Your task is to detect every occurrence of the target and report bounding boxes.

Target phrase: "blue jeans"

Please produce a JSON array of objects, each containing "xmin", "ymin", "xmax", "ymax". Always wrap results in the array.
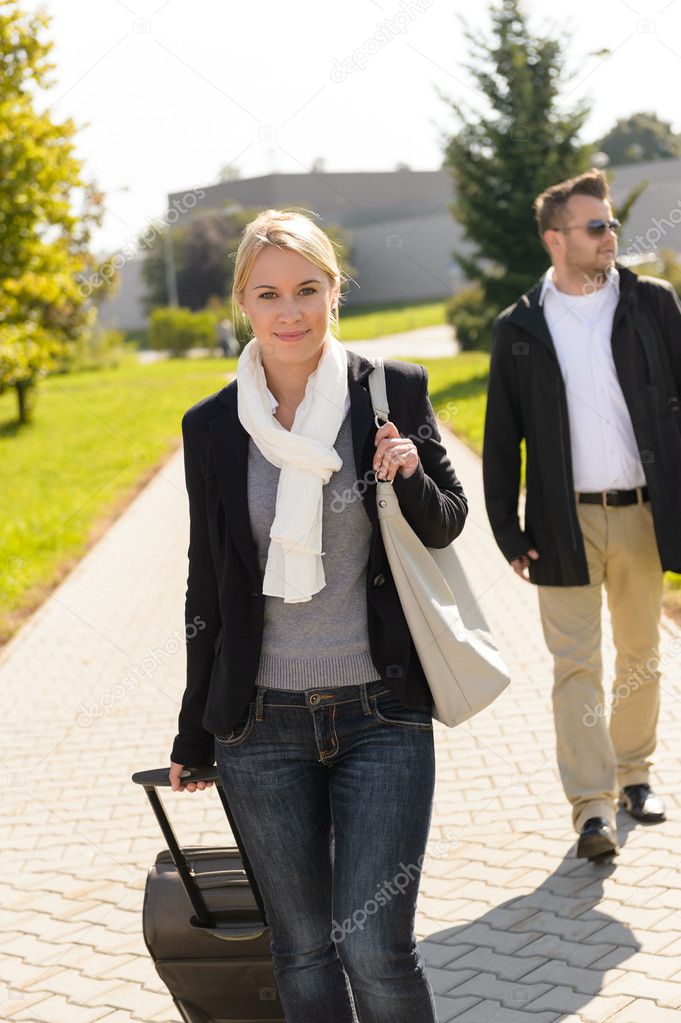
[{"xmin": 214, "ymin": 678, "xmax": 438, "ymax": 1023}]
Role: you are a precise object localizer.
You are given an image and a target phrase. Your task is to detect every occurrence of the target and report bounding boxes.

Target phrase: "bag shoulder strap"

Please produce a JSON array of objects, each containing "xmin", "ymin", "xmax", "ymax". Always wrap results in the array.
[{"xmin": 365, "ymin": 356, "xmax": 391, "ymax": 424}]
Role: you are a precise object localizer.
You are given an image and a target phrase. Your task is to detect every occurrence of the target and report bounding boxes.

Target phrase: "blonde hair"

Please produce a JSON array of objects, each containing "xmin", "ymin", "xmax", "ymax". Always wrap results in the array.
[{"xmin": 231, "ymin": 208, "xmax": 349, "ymax": 339}]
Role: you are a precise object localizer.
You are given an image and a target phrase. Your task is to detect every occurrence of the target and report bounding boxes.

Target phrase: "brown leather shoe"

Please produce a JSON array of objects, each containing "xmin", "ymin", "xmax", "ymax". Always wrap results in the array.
[
  {"xmin": 576, "ymin": 817, "xmax": 618, "ymax": 860},
  {"xmin": 619, "ymin": 784, "xmax": 666, "ymax": 823}
]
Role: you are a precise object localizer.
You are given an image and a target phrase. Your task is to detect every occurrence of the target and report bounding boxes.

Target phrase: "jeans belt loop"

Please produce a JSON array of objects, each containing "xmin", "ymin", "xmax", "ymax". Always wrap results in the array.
[{"xmin": 255, "ymin": 685, "xmax": 265, "ymax": 721}]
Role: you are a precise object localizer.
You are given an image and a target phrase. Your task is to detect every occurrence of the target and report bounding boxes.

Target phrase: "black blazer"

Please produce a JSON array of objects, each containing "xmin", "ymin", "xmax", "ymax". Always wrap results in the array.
[
  {"xmin": 483, "ymin": 264, "xmax": 681, "ymax": 586},
  {"xmin": 170, "ymin": 349, "xmax": 468, "ymax": 767}
]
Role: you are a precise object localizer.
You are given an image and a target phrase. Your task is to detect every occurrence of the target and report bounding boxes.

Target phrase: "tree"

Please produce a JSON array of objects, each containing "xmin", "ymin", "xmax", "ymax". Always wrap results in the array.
[
  {"xmin": 596, "ymin": 112, "xmax": 681, "ymax": 166},
  {"xmin": 0, "ymin": 2, "xmax": 105, "ymax": 423},
  {"xmin": 440, "ymin": 0, "xmax": 593, "ymax": 317},
  {"xmin": 141, "ymin": 210, "xmax": 248, "ymax": 313}
]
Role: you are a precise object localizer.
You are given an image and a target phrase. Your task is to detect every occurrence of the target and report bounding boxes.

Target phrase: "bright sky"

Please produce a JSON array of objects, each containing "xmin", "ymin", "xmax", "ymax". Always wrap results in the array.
[{"xmin": 41, "ymin": 0, "xmax": 681, "ymax": 256}]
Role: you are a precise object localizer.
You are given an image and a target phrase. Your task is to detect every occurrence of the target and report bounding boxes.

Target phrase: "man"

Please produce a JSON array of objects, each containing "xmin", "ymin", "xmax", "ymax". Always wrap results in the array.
[{"xmin": 482, "ymin": 168, "xmax": 681, "ymax": 861}]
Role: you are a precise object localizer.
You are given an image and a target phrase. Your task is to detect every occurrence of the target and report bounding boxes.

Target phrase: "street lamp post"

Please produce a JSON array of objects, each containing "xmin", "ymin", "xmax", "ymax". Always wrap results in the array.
[{"xmin": 163, "ymin": 228, "xmax": 179, "ymax": 307}]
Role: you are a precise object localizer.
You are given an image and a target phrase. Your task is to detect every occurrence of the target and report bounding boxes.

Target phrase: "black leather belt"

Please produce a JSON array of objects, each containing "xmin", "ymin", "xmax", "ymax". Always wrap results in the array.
[{"xmin": 577, "ymin": 486, "xmax": 649, "ymax": 507}]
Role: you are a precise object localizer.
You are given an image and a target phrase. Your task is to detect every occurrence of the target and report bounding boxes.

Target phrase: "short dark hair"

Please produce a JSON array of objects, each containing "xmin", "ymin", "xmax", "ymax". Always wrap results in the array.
[{"xmin": 534, "ymin": 168, "xmax": 612, "ymax": 238}]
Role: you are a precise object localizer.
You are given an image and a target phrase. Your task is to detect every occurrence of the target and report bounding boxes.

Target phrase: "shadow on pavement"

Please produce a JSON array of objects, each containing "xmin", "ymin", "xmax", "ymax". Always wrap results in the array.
[{"xmin": 422, "ymin": 834, "xmax": 644, "ymax": 1021}]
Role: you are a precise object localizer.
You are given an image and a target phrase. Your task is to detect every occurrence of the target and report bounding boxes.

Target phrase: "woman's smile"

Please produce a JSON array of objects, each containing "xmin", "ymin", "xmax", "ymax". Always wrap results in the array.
[{"xmin": 274, "ymin": 329, "xmax": 310, "ymax": 341}]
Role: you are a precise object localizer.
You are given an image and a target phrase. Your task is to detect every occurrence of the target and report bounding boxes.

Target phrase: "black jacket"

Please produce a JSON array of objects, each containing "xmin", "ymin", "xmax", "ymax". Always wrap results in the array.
[
  {"xmin": 170, "ymin": 350, "xmax": 468, "ymax": 767},
  {"xmin": 482, "ymin": 264, "xmax": 681, "ymax": 586}
]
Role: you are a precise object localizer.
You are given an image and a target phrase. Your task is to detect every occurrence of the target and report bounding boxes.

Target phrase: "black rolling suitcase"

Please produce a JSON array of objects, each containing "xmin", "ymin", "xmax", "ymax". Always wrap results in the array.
[{"xmin": 132, "ymin": 765, "xmax": 286, "ymax": 1023}]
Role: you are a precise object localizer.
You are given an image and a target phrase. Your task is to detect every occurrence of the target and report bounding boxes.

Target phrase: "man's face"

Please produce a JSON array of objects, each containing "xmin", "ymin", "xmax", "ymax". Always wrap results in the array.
[{"xmin": 552, "ymin": 194, "xmax": 618, "ymax": 281}]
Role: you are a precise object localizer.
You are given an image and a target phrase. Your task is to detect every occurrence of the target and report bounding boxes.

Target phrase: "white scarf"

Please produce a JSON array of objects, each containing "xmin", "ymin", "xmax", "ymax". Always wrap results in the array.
[{"xmin": 236, "ymin": 330, "xmax": 349, "ymax": 603}]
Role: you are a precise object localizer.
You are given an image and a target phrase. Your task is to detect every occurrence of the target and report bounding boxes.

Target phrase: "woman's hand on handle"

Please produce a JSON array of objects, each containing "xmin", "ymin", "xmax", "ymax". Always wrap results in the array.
[
  {"xmin": 373, "ymin": 420, "xmax": 419, "ymax": 481},
  {"xmin": 169, "ymin": 760, "xmax": 215, "ymax": 793}
]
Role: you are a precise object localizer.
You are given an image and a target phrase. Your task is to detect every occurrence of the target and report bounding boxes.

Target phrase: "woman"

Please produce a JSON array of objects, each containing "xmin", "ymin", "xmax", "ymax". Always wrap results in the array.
[{"xmin": 168, "ymin": 209, "xmax": 468, "ymax": 1021}]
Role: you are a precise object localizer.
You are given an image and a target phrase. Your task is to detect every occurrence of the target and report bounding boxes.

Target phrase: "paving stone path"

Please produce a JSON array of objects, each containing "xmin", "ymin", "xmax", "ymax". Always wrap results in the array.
[{"xmin": 2, "ymin": 349, "xmax": 680, "ymax": 1022}]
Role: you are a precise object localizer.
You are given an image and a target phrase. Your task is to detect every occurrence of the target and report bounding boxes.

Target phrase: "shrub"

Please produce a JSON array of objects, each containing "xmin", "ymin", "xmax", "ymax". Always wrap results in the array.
[
  {"xmin": 148, "ymin": 307, "xmax": 220, "ymax": 357},
  {"xmin": 446, "ymin": 284, "xmax": 499, "ymax": 352}
]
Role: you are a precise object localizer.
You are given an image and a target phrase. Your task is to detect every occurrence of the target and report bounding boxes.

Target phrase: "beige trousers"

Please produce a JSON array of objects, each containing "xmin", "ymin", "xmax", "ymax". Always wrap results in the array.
[{"xmin": 537, "ymin": 495, "xmax": 664, "ymax": 833}]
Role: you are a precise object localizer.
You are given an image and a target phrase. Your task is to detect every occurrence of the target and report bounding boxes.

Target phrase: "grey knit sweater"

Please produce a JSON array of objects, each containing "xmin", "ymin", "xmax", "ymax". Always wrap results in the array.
[{"xmin": 247, "ymin": 406, "xmax": 382, "ymax": 689}]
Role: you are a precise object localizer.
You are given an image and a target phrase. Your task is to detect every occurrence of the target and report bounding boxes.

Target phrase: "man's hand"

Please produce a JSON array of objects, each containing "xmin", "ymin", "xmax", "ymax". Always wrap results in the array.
[{"xmin": 510, "ymin": 549, "xmax": 540, "ymax": 582}]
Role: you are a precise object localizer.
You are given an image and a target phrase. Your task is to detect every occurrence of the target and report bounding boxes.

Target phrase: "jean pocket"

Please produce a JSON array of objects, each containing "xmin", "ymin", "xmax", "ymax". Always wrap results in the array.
[
  {"xmin": 370, "ymin": 690, "xmax": 433, "ymax": 730},
  {"xmin": 214, "ymin": 702, "xmax": 255, "ymax": 746}
]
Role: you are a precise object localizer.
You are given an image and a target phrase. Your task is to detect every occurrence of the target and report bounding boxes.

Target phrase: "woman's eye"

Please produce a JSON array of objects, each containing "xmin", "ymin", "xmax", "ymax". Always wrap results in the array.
[{"xmin": 258, "ymin": 288, "xmax": 317, "ymax": 300}]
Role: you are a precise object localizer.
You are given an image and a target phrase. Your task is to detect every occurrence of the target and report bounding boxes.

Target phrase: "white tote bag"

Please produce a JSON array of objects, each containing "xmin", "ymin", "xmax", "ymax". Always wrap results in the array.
[{"xmin": 367, "ymin": 357, "xmax": 511, "ymax": 727}]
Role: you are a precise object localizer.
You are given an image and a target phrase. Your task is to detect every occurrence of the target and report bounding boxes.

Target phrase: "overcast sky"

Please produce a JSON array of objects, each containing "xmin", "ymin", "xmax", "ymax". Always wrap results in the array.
[{"xmin": 41, "ymin": 0, "xmax": 681, "ymax": 255}]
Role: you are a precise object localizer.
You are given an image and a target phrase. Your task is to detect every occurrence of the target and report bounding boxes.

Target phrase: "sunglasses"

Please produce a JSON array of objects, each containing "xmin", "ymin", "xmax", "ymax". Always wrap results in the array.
[{"xmin": 555, "ymin": 218, "xmax": 621, "ymax": 237}]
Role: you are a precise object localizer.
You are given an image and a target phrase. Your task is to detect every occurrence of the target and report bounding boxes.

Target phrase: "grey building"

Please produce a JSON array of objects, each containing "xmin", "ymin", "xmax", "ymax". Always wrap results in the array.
[
  {"xmin": 610, "ymin": 157, "xmax": 681, "ymax": 263},
  {"xmin": 97, "ymin": 252, "xmax": 148, "ymax": 333},
  {"xmin": 167, "ymin": 168, "xmax": 468, "ymax": 308}
]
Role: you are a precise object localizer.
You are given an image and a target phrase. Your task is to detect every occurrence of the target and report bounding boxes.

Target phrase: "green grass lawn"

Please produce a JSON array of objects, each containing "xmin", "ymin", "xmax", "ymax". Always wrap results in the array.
[
  {"xmin": 338, "ymin": 300, "xmax": 446, "ymax": 341},
  {"xmin": 0, "ymin": 352, "xmax": 236, "ymax": 641},
  {"xmin": 418, "ymin": 352, "xmax": 490, "ymax": 455}
]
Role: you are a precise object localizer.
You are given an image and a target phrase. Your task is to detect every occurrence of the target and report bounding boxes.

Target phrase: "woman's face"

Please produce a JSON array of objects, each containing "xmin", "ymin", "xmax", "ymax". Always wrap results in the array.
[{"xmin": 238, "ymin": 246, "xmax": 339, "ymax": 366}]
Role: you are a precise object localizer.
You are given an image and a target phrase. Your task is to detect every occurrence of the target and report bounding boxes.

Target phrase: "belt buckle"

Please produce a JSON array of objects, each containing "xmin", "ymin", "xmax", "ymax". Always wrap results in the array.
[{"xmin": 604, "ymin": 489, "xmax": 619, "ymax": 507}]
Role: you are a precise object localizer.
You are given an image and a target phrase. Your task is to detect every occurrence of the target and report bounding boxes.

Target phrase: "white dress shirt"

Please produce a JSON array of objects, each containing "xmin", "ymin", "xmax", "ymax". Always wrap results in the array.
[{"xmin": 540, "ymin": 265, "xmax": 645, "ymax": 491}]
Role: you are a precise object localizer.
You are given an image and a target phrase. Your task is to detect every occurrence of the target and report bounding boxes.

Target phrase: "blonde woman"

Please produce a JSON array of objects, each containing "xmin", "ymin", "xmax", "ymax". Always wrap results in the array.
[{"xmin": 168, "ymin": 209, "xmax": 468, "ymax": 1021}]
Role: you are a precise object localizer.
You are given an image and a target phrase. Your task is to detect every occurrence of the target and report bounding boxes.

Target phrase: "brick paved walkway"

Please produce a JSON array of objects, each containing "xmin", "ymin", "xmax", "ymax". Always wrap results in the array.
[{"xmin": 1, "ymin": 399, "xmax": 680, "ymax": 1022}]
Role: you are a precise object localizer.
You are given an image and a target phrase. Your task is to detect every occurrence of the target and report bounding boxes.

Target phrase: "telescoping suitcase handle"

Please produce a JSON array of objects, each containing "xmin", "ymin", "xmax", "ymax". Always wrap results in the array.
[{"xmin": 131, "ymin": 766, "xmax": 268, "ymax": 929}]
